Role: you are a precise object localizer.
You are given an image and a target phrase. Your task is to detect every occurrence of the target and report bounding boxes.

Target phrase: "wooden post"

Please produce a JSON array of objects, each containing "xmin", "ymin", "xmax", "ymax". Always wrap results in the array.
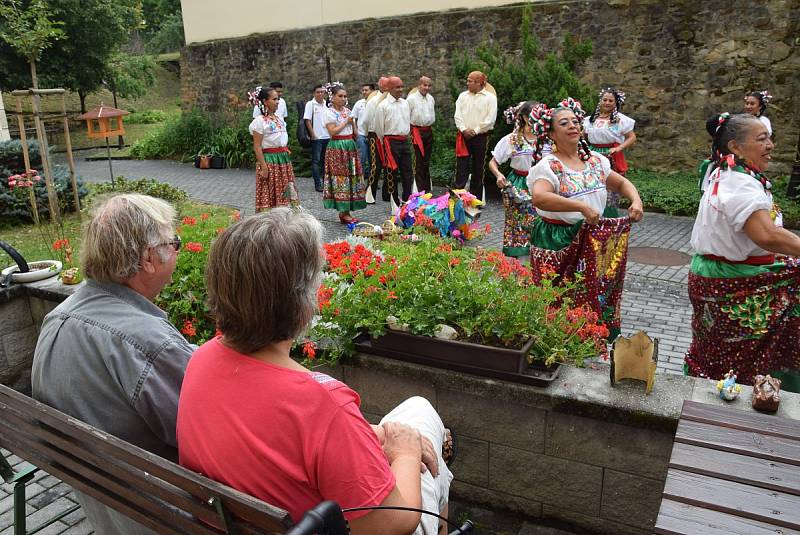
[
  {"xmin": 14, "ymin": 96, "xmax": 39, "ymax": 225},
  {"xmin": 29, "ymin": 91, "xmax": 60, "ymax": 223},
  {"xmin": 60, "ymin": 94, "xmax": 81, "ymax": 215}
]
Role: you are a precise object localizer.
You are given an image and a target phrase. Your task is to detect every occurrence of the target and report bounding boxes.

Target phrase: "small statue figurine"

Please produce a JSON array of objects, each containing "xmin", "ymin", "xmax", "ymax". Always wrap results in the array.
[
  {"xmin": 716, "ymin": 369, "xmax": 742, "ymax": 401},
  {"xmin": 752, "ymin": 374, "xmax": 781, "ymax": 412}
]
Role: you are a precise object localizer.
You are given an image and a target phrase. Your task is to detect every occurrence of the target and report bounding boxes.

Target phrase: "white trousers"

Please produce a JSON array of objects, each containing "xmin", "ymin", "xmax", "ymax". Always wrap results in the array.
[{"xmin": 380, "ymin": 396, "xmax": 454, "ymax": 535}]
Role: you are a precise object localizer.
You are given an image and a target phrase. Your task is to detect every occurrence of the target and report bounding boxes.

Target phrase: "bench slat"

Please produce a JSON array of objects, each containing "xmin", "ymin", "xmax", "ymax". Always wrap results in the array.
[
  {"xmin": 654, "ymin": 498, "xmax": 800, "ymax": 535},
  {"xmin": 0, "ymin": 417, "xmax": 222, "ymax": 535},
  {"xmin": 681, "ymin": 400, "xmax": 800, "ymax": 441},
  {"xmin": 669, "ymin": 442, "xmax": 800, "ymax": 496},
  {"xmin": 675, "ymin": 419, "xmax": 800, "ymax": 465},
  {"xmin": 0, "ymin": 385, "xmax": 293, "ymax": 532},
  {"xmin": 662, "ymin": 469, "xmax": 800, "ymax": 530}
]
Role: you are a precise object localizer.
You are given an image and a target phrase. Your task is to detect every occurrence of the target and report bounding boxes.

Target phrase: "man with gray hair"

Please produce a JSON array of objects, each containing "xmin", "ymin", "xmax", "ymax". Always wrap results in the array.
[{"xmin": 32, "ymin": 193, "xmax": 195, "ymax": 534}]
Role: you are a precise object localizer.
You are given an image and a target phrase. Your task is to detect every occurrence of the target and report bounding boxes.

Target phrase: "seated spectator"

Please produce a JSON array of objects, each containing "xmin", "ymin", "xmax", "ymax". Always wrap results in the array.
[
  {"xmin": 32, "ymin": 193, "xmax": 195, "ymax": 534},
  {"xmin": 177, "ymin": 208, "xmax": 452, "ymax": 534}
]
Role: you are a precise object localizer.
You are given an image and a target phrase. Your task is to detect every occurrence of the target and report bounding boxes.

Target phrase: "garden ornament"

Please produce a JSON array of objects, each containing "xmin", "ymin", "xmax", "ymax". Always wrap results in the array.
[
  {"xmin": 609, "ymin": 330, "xmax": 658, "ymax": 394},
  {"xmin": 752, "ymin": 374, "xmax": 781, "ymax": 412},
  {"xmin": 716, "ymin": 369, "xmax": 742, "ymax": 401}
]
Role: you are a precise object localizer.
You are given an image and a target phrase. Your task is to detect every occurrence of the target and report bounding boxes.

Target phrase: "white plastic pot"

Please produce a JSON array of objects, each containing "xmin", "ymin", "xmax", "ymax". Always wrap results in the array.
[{"xmin": 2, "ymin": 260, "xmax": 62, "ymax": 283}]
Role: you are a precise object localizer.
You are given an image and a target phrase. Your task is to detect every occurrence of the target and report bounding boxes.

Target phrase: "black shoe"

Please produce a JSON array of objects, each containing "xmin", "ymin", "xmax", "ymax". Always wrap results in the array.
[{"xmin": 315, "ymin": 185, "xmax": 323, "ymax": 192}]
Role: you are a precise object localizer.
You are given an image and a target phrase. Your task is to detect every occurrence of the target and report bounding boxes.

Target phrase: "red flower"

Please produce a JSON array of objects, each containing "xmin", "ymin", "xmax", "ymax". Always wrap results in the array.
[
  {"xmin": 182, "ymin": 216, "xmax": 197, "ymax": 225},
  {"xmin": 302, "ymin": 341, "xmax": 317, "ymax": 360},
  {"xmin": 379, "ymin": 275, "xmax": 387, "ymax": 285},
  {"xmin": 484, "ymin": 223, "xmax": 492, "ymax": 234},
  {"xmin": 185, "ymin": 242, "xmax": 204, "ymax": 253},
  {"xmin": 317, "ymin": 285, "xmax": 334, "ymax": 309},
  {"xmin": 216, "ymin": 227, "xmax": 226, "ymax": 235},
  {"xmin": 449, "ymin": 257, "xmax": 461, "ymax": 267},
  {"xmin": 52, "ymin": 238, "xmax": 70, "ymax": 250},
  {"xmin": 436, "ymin": 243, "xmax": 453, "ymax": 253},
  {"xmin": 181, "ymin": 319, "xmax": 197, "ymax": 337},
  {"xmin": 387, "ymin": 290, "xmax": 398, "ymax": 300},
  {"xmin": 230, "ymin": 210, "xmax": 242, "ymax": 222},
  {"xmin": 200, "ymin": 213, "xmax": 210, "ymax": 220}
]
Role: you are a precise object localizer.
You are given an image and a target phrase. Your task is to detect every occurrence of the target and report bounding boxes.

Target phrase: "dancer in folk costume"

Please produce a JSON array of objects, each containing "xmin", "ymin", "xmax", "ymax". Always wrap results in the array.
[
  {"xmin": 352, "ymin": 83, "xmax": 375, "ymax": 198},
  {"xmin": 322, "ymin": 84, "xmax": 366, "ymax": 224},
  {"xmin": 488, "ymin": 101, "xmax": 539, "ymax": 257},
  {"xmin": 364, "ymin": 77, "xmax": 390, "ymax": 203},
  {"xmin": 453, "ymin": 71, "xmax": 497, "ymax": 201},
  {"xmin": 583, "ymin": 87, "xmax": 636, "ymax": 213},
  {"xmin": 743, "ymin": 90, "xmax": 773, "ymax": 137},
  {"xmin": 686, "ymin": 113, "xmax": 800, "ymax": 389},
  {"xmin": 527, "ymin": 98, "xmax": 644, "ymax": 341},
  {"xmin": 406, "ymin": 76, "xmax": 436, "ymax": 194},
  {"xmin": 374, "ymin": 76, "xmax": 413, "ymax": 212},
  {"xmin": 248, "ymin": 86, "xmax": 298, "ymax": 211}
]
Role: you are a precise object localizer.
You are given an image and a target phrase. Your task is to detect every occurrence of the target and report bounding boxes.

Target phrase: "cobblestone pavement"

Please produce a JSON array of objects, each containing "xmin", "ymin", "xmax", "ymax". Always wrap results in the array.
[{"xmin": 70, "ymin": 158, "xmax": 696, "ymax": 374}]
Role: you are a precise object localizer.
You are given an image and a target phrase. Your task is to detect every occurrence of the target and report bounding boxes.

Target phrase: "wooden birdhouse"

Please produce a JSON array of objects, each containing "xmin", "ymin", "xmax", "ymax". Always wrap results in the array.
[{"xmin": 77, "ymin": 105, "xmax": 129, "ymax": 139}]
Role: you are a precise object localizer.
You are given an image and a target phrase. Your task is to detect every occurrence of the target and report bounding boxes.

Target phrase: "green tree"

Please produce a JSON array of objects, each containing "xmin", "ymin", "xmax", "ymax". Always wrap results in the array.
[
  {"xmin": 140, "ymin": 0, "xmax": 184, "ymax": 53},
  {"xmin": 105, "ymin": 53, "xmax": 157, "ymax": 102},
  {"xmin": 0, "ymin": 0, "xmax": 65, "ymax": 88}
]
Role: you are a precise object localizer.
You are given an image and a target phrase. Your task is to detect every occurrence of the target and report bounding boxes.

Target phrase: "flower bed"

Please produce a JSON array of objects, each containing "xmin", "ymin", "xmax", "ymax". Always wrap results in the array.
[{"xmin": 302, "ymin": 236, "xmax": 610, "ymax": 368}]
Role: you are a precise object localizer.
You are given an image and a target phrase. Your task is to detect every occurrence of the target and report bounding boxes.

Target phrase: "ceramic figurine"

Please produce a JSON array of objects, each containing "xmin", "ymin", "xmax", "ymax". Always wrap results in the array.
[{"xmin": 716, "ymin": 369, "xmax": 742, "ymax": 401}]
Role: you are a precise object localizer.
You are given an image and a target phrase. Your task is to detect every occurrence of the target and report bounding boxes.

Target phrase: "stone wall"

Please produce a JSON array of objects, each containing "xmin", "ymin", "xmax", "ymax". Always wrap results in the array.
[{"xmin": 181, "ymin": 0, "xmax": 799, "ymax": 174}]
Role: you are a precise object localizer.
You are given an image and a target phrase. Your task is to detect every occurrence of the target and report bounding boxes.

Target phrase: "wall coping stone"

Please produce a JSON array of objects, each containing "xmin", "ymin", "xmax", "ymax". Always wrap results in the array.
[{"xmin": 6, "ymin": 276, "xmax": 799, "ymax": 428}]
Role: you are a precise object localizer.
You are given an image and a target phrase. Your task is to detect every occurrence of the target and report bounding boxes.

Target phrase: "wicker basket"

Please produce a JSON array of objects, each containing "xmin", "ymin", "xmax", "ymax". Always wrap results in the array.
[{"xmin": 351, "ymin": 222, "xmax": 383, "ymax": 238}]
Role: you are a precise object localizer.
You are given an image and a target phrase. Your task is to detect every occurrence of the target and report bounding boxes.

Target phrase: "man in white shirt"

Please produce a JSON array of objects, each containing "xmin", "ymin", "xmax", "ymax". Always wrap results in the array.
[
  {"xmin": 453, "ymin": 71, "xmax": 497, "ymax": 201},
  {"xmin": 252, "ymin": 82, "xmax": 289, "ymax": 122},
  {"xmin": 365, "ymin": 77, "xmax": 389, "ymax": 202},
  {"xmin": 303, "ymin": 85, "xmax": 330, "ymax": 192},
  {"xmin": 375, "ymin": 76, "xmax": 412, "ymax": 206},
  {"xmin": 352, "ymin": 83, "xmax": 375, "ymax": 197},
  {"xmin": 407, "ymin": 76, "xmax": 436, "ymax": 193}
]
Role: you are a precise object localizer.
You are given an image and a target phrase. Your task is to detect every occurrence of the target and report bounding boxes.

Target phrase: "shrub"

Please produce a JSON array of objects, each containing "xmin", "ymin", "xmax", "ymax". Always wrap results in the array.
[
  {"xmin": 126, "ymin": 109, "xmax": 169, "ymax": 124},
  {"xmin": 88, "ymin": 177, "xmax": 188, "ymax": 206},
  {"xmin": 130, "ymin": 108, "xmax": 213, "ymax": 161},
  {"xmin": 0, "ymin": 140, "xmax": 88, "ymax": 221}
]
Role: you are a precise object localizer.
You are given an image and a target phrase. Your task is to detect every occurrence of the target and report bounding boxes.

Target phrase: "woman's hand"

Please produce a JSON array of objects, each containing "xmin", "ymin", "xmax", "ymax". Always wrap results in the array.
[
  {"xmin": 628, "ymin": 200, "xmax": 644, "ymax": 222},
  {"xmin": 496, "ymin": 175, "xmax": 508, "ymax": 189},
  {"xmin": 581, "ymin": 204, "xmax": 600, "ymax": 225},
  {"xmin": 607, "ymin": 146, "xmax": 619, "ymax": 155}
]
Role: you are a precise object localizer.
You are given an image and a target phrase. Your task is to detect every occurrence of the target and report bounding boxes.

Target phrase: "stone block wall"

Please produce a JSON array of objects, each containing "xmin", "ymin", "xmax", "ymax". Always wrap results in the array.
[{"xmin": 181, "ymin": 0, "xmax": 799, "ymax": 173}]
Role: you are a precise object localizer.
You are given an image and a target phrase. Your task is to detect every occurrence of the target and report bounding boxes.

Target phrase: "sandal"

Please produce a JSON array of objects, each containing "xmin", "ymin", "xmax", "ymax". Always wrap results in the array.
[
  {"xmin": 442, "ymin": 428, "xmax": 456, "ymax": 466},
  {"xmin": 338, "ymin": 213, "xmax": 355, "ymax": 225}
]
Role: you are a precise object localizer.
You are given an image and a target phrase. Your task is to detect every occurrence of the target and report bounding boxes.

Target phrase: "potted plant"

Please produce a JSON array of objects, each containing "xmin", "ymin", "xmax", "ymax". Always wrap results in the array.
[{"xmin": 299, "ymin": 236, "xmax": 610, "ymax": 385}]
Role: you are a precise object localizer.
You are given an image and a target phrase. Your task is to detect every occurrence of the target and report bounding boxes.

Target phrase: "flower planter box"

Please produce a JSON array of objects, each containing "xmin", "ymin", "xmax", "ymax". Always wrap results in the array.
[{"xmin": 353, "ymin": 331, "xmax": 560, "ymax": 387}]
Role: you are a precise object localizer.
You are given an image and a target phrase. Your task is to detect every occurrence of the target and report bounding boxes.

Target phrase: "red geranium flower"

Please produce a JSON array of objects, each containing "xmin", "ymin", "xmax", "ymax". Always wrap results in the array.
[
  {"xmin": 182, "ymin": 216, "xmax": 197, "ymax": 225},
  {"xmin": 185, "ymin": 242, "xmax": 204, "ymax": 253},
  {"xmin": 302, "ymin": 341, "xmax": 317, "ymax": 359},
  {"xmin": 181, "ymin": 319, "xmax": 197, "ymax": 337}
]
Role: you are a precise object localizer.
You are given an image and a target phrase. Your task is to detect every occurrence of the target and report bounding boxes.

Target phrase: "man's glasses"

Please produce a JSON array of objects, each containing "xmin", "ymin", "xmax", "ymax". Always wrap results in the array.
[{"xmin": 160, "ymin": 235, "xmax": 181, "ymax": 251}]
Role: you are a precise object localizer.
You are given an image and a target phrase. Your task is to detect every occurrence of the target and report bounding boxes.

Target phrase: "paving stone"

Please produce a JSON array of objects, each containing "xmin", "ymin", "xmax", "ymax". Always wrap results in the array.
[{"xmin": 60, "ymin": 518, "xmax": 94, "ymax": 535}]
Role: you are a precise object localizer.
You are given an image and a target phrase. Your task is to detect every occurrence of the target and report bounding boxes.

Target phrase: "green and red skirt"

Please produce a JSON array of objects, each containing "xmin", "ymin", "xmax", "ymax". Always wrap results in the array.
[
  {"xmin": 501, "ymin": 169, "xmax": 536, "ymax": 257},
  {"xmin": 257, "ymin": 147, "xmax": 297, "ymax": 211},
  {"xmin": 530, "ymin": 215, "xmax": 631, "ymax": 341},
  {"xmin": 323, "ymin": 136, "xmax": 367, "ymax": 212},
  {"xmin": 685, "ymin": 255, "xmax": 800, "ymax": 390}
]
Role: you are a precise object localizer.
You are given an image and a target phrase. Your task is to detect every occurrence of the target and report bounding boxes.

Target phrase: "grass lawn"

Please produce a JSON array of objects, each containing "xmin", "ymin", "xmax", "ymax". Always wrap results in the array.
[{"xmin": 0, "ymin": 201, "xmax": 232, "ymax": 271}]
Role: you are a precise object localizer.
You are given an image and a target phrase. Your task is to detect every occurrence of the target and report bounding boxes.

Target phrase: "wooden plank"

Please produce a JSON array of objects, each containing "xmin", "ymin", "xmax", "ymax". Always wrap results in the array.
[
  {"xmin": 0, "ymin": 385, "xmax": 293, "ymax": 530},
  {"xmin": 655, "ymin": 498, "xmax": 800, "ymax": 535},
  {"xmin": 662, "ymin": 469, "xmax": 800, "ymax": 530},
  {"xmin": 675, "ymin": 419, "xmax": 800, "ymax": 466},
  {"xmin": 682, "ymin": 400, "xmax": 800, "ymax": 441},
  {"xmin": 670, "ymin": 442, "xmax": 800, "ymax": 496}
]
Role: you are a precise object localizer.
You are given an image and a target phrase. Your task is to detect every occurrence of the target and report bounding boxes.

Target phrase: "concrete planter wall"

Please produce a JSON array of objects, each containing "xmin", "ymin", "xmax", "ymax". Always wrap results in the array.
[{"xmin": 3, "ymin": 278, "xmax": 799, "ymax": 534}]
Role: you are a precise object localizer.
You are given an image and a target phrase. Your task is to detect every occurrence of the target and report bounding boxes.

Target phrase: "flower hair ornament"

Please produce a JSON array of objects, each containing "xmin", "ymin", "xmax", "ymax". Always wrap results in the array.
[
  {"xmin": 591, "ymin": 88, "xmax": 625, "ymax": 124},
  {"xmin": 556, "ymin": 97, "xmax": 586, "ymax": 122},
  {"xmin": 503, "ymin": 101, "xmax": 526, "ymax": 125},
  {"xmin": 758, "ymin": 90, "xmax": 772, "ymax": 104},
  {"xmin": 714, "ymin": 112, "xmax": 730, "ymax": 136},
  {"xmin": 598, "ymin": 86, "xmax": 626, "ymax": 106},
  {"xmin": 247, "ymin": 86, "xmax": 263, "ymax": 107},
  {"xmin": 323, "ymin": 81, "xmax": 345, "ymax": 107}
]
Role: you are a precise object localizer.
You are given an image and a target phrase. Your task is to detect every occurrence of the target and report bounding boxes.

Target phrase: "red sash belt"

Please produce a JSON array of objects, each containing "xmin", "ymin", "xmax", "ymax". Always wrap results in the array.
[
  {"xmin": 262, "ymin": 147, "xmax": 289, "ymax": 154},
  {"xmin": 512, "ymin": 168, "xmax": 529, "ymax": 177},
  {"xmin": 332, "ymin": 134, "xmax": 354, "ymax": 141},
  {"xmin": 592, "ymin": 142, "xmax": 628, "ymax": 174},
  {"xmin": 382, "ymin": 135, "xmax": 408, "ymax": 171},
  {"xmin": 540, "ymin": 216, "xmax": 570, "ymax": 226},
  {"xmin": 703, "ymin": 254, "xmax": 776, "ymax": 265},
  {"xmin": 410, "ymin": 125, "xmax": 431, "ymax": 157},
  {"xmin": 455, "ymin": 131, "xmax": 469, "ymax": 158}
]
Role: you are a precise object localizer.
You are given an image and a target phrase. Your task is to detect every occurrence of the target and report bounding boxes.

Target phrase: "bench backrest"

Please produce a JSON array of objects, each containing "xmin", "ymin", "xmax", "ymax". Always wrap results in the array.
[{"xmin": 0, "ymin": 384, "xmax": 294, "ymax": 535}]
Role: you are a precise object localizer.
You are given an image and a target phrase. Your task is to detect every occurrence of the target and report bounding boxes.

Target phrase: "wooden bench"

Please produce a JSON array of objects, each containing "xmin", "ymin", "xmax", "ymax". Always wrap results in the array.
[
  {"xmin": 654, "ymin": 400, "xmax": 800, "ymax": 534},
  {"xmin": 0, "ymin": 383, "xmax": 295, "ymax": 535}
]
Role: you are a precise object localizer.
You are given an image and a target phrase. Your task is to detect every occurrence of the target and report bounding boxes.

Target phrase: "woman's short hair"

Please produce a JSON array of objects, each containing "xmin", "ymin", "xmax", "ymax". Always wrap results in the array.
[
  {"xmin": 82, "ymin": 194, "xmax": 176, "ymax": 282},
  {"xmin": 206, "ymin": 208, "xmax": 325, "ymax": 354},
  {"xmin": 706, "ymin": 113, "xmax": 762, "ymax": 162}
]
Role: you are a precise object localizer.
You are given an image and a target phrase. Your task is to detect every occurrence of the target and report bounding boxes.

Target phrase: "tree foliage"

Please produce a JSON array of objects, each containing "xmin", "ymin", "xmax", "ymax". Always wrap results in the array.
[
  {"xmin": 105, "ymin": 53, "xmax": 157, "ymax": 100},
  {"xmin": 141, "ymin": 0, "xmax": 184, "ymax": 53},
  {"xmin": 0, "ymin": 0, "xmax": 65, "ymax": 87}
]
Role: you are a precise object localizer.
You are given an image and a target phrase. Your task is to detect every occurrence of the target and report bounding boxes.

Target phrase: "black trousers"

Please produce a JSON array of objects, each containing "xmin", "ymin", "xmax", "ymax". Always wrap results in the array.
[
  {"xmin": 412, "ymin": 126, "xmax": 433, "ymax": 193},
  {"xmin": 454, "ymin": 132, "xmax": 490, "ymax": 200},
  {"xmin": 386, "ymin": 138, "xmax": 414, "ymax": 204},
  {"xmin": 367, "ymin": 132, "xmax": 389, "ymax": 201}
]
